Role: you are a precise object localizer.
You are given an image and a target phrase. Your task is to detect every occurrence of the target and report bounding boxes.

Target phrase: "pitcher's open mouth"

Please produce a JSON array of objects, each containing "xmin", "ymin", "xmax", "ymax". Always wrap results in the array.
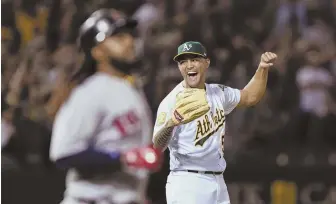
[{"xmin": 187, "ymin": 71, "xmax": 198, "ymax": 77}]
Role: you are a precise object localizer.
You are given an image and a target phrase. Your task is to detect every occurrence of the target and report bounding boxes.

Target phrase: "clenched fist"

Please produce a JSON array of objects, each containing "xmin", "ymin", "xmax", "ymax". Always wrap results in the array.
[{"xmin": 259, "ymin": 52, "xmax": 277, "ymax": 69}]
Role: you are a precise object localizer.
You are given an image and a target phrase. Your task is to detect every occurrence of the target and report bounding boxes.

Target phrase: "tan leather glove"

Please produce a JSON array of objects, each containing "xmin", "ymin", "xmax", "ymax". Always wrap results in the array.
[{"xmin": 171, "ymin": 88, "xmax": 210, "ymax": 125}]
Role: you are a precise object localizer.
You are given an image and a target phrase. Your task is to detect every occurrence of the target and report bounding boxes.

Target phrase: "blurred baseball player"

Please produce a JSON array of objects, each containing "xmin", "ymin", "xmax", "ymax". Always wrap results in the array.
[
  {"xmin": 152, "ymin": 41, "xmax": 277, "ymax": 204},
  {"xmin": 49, "ymin": 9, "xmax": 162, "ymax": 204}
]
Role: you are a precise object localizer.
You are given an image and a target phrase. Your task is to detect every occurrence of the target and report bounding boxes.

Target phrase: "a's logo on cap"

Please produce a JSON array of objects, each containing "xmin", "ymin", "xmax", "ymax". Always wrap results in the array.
[{"xmin": 182, "ymin": 43, "xmax": 192, "ymax": 52}]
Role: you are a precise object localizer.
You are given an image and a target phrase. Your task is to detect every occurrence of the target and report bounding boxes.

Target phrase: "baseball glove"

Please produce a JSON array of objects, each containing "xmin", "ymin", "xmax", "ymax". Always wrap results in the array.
[{"xmin": 172, "ymin": 88, "xmax": 210, "ymax": 125}]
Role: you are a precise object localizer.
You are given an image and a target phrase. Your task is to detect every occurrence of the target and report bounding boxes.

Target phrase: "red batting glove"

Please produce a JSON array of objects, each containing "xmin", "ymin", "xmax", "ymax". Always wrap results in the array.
[{"xmin": 122, "ymin": 145, "xmax": 163, "ymax": 172}]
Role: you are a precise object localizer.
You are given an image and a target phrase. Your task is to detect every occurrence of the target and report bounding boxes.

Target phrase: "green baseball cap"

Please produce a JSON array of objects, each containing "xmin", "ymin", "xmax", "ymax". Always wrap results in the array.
[{"xmin": 173, "ymin": 41, "xmax": 207, "ymax": 62}]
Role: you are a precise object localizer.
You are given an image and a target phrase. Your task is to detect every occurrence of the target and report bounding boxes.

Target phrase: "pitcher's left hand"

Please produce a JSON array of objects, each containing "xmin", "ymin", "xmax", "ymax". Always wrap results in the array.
[{"xmin": 259, "ymin": 52, "xmax": 277, "ymax": 69}]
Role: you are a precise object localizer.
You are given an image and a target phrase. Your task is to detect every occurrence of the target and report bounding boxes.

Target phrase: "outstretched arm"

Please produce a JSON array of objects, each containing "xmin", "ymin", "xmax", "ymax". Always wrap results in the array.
[{"xmin": 238, "ymin": 52, "xmax": 277, "ymax": 107}]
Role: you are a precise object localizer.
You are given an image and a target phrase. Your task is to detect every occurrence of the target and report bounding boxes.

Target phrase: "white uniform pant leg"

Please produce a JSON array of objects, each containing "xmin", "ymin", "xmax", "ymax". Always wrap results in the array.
[
  {"xmin": 166, "ymin": 171, "xmax": 230, "ymax": 204},
  {"xmin": 216, "ymin": 174, "xmax": 230, "ymax": 204}
]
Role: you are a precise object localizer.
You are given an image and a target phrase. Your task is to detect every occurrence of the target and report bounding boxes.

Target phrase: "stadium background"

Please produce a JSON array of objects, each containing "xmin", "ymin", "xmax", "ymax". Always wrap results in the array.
[{"xmin": 1, "ymin": 0, "xmax": 336, "ymax": 203}]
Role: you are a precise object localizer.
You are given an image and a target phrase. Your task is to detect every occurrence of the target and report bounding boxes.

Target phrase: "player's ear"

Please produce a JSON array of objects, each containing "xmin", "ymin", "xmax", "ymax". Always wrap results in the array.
[
  {"xmin": 206, "ymin": 58, "xmax": 210, "ymax": 67},
  {"xmin": 91, "ymin": 45, "xmax": 106, "ymax": 61},
  {"xmin": 177, "ymin": 62, "xmax": 183, "ymax": 72},
  {"xmin": 176, "ymin": 60, "xmax": 182, "ymax": 68}
]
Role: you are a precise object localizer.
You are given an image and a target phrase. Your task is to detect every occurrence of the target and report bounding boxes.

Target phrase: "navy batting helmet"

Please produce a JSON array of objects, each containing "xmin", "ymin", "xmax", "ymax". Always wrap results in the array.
[
  {"xmin": 78, "ymin": 9, "xmax": 138, "ymax": 54},
  {"xmin": 72, "ymin": 9, "xmax": 140, "ymax": 82}
]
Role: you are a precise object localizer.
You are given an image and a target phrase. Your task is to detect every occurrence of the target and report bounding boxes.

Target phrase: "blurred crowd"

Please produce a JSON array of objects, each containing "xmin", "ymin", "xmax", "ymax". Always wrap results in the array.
[{"xmin": 2, "ymin": 0, "xmax": 336, "ymax": 170}]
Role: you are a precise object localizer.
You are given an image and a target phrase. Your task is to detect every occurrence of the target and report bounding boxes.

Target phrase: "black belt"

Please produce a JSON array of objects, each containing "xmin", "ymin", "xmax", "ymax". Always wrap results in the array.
[
  {"xmin": 74, "ymin": 198, "xmax": 97, "ymax": 204},
  {"xmin": 74, "ymin": 198, "xmax": 140, "ymax": 204},
  {"xmin": 177, "ymin": 170, "xmax": 223, "ymax": 175}
]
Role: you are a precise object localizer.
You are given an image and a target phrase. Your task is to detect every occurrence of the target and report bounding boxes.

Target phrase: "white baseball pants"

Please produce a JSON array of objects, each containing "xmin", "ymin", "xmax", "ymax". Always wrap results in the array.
[{"xmin": 166, "ymin": 171, "xmax": 230, "ymax": 204}]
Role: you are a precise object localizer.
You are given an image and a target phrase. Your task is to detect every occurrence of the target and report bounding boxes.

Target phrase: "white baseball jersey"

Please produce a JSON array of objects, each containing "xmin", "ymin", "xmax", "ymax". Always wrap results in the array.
[
  {"xmin": 50, "ymin": 73, "xmax": 152, "ymax": 203},
  {"xmin": 153, "ymin": 82, "xmax": 240, "ymax": 172}
]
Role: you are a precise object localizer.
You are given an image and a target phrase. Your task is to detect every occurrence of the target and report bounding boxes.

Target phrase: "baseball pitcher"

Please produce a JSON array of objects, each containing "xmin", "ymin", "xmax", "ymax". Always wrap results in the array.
[
  {"xmin": 152, "ymin": 41, "xmax": 277, "ymax": 204},
  {"xmin": 49, "ymin": 9, "xmax": 162, "ymax": 204}
]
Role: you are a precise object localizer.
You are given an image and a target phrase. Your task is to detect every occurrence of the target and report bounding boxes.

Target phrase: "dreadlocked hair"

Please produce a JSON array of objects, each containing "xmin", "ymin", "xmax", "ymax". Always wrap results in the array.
[{"xmin": 45, "ymin": 54, "xmax": 97, "ymax": 120}]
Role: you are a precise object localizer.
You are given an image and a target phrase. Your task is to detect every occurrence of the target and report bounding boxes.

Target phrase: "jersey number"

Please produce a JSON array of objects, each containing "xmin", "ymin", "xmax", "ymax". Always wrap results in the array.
[
  {"xmin": 112, "ymin": 110, "xmax": 140, "ymax": 137},
  {"xmin": 221, "ymin": 134, "xmax": 225, "ymax": 154}
]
